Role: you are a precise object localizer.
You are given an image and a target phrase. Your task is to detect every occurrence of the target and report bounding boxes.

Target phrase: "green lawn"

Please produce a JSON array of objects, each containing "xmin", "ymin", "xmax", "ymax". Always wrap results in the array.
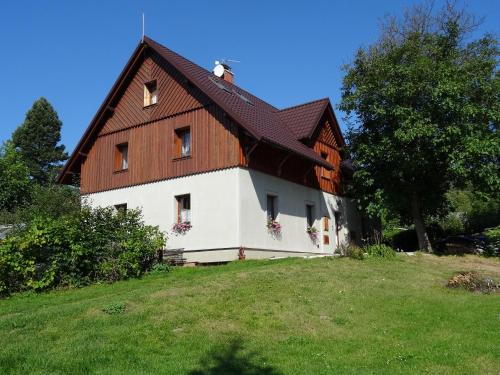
[{"xmin": 1, "ymin": 255, "xmax": 499, "ymax": 374}]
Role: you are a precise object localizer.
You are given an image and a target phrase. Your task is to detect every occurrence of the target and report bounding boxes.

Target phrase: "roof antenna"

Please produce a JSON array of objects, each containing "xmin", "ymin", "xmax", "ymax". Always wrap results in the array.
[{"xmin": 141, "ymin": 12, "xmax": 145, "ymax": 42}]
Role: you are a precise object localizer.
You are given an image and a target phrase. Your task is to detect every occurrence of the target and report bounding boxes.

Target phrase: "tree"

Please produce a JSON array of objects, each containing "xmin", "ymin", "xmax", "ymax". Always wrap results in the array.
[
  {"xmin": 0, "ymin": 142, "xmax": 31, "ymax": 212},
  {"xmin": 12, "ymin": 97, "xmax": 68, "ymax": 184},
  {"xmin": 339, "ymin": 1, "xmax": 499, "ymax": 251}
]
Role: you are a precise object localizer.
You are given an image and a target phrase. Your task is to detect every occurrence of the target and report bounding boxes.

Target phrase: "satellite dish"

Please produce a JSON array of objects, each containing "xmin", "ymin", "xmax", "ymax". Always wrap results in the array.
[{"xmin": 213, "ymin": 64, "xmax": 225, "ymax": 77}]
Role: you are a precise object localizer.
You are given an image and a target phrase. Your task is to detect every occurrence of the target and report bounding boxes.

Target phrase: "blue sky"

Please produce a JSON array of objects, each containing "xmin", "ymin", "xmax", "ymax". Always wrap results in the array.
[{"xmin": 1, "ymin": 0, "xmax": 498, "ymax": 154}]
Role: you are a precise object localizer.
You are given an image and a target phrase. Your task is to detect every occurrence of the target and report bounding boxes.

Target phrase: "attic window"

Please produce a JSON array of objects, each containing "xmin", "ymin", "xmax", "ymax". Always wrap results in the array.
[
  {"xmin": 144, "ymin": 80, "xmax": 157, "ymax": 107},
  {"xmin": 208, "ymin": 76, "xmax": 231, "ymax": 94}
]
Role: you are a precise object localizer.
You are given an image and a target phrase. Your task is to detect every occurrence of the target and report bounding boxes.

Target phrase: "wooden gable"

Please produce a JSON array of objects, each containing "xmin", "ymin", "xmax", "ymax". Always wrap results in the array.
[
  {"xmin": 311, "ymin": 111, "xmax": 343, "ymax": 195},
  {"xmin": 99, "ymin": 50, "xmax": 210, "ymax": 136}
]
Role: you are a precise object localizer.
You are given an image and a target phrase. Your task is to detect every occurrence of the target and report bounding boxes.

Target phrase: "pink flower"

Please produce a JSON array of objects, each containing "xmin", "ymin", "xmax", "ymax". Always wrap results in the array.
[{"xmin": 172, "ymin": 222, "xmax": 192, "ymax": 235}]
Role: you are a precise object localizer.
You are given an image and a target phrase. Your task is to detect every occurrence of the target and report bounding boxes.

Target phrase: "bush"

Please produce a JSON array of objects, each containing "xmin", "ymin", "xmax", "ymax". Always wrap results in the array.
[
  {"xmin": 0, "ymin": 184, "xmax": 80, "ymax": 225},
  {"xmin": 484, "ymin": 226, "xmax": 500, "ymax": 257},
  {"xmin": 364, "ymin": 244, "xmax": 396, "ymax": 258},
  {"xmin": 342, "ymin": 244, "xmax": 365, "ymax": 260},
  {"xmin": 0, "ymin": 206, "xmax": 165, "ymax": 296}
]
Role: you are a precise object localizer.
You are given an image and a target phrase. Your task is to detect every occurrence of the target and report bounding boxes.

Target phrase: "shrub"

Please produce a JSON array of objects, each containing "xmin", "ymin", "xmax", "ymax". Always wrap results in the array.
[
  {"xmin": 150, "ymin": 262, "xmax": 172, "ymax": 274},
  {"xmin": 484, "ymin": 226, "xmax": 500, "ymax": 257},
  {"xmin": 364, "ymin": 244, "xmax": 396, "ymax": 258},
  {"xmin": 0, "ymin": 206, "xmax": 166, "ymax": 296},
  {"xmin": 342, "ymin": 244, "xmax": 365, "ymax": 260}
]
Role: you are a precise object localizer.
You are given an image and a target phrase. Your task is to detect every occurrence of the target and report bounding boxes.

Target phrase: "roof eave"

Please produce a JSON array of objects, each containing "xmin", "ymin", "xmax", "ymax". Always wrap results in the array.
[{"xmin": 261, "ymin": 137, "xmax": 333, "ymax": 170}]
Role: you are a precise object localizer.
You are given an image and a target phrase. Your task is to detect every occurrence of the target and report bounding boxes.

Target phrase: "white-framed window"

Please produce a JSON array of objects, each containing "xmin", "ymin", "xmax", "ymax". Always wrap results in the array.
[
  {"xmin": 176, "ymin": 194, "xmax": 191, "ymax": 223},
  {"xmin": 144, "ymin": 80, "xmax": 158, "ymax": 107},
  {"xmin": 267, "ymin": 194, "xmax": 278, "ymax": 221}
]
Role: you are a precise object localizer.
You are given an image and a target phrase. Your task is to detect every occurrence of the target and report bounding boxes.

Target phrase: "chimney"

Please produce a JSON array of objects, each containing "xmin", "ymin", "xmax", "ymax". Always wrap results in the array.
[
  {"xmin": 221, "ymin": 64, "xmax": 234, "ymax": 84},
  {"xmin": 213, "ymin": 61, "xmax": 234, "ymax": 84}
]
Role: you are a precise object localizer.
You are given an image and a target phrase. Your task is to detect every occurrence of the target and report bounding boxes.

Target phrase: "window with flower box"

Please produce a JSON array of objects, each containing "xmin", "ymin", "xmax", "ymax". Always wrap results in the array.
[
  {"xmin": 267, "ymin": 194, "xmax": 278, "ymax": 221},
  {"xmin": 176, "ymin": 194, "xmax": 191, "ymax": 223}
]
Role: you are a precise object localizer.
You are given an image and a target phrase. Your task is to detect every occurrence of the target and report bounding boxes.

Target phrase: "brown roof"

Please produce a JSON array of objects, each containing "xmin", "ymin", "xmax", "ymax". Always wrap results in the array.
[
  {"xmin": 144, "ymin": 37, "xmax": 331, "ymax": 168},
  {"xmin": 59, "ymin": 36, "xmax": 342, "ymax": 183},
  {"xmin": 278, "ymin": 98, "xmax": 330, "ymax": 140}
]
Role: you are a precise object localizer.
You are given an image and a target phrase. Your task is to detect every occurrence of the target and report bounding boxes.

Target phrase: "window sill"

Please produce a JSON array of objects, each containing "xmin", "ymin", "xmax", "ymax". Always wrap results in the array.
[
  {"xmin": 143, "ymin": 103, "xmax": 157, "ymax": 109},
  {"xmin": 173, "ymin": 155, "xmax": 191, "ymax": 162},
  {"xmin": 114, "ymin": 169, "xmax": 129, "ymax": 174}
]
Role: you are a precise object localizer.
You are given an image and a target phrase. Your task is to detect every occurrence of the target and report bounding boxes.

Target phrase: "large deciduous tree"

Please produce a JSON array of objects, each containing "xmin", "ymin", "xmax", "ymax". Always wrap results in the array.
[
  {"xmin": 339, "ymin": 2, "xmax": 499, "ymax": 251},
  {"xmin": 12, "ymin": 97, "xmax": 68, "ymax": 184}
]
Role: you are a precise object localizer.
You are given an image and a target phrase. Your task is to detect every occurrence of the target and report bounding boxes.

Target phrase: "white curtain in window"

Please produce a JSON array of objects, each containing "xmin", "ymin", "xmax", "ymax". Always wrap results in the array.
[
  {"xmin": 180, "ymin": 208, "xmax": 191, "ymax": 223},
  {"xmin": 121, "ymin": 147, "xmax": 128, "ymax": 169},
  {"xmin": 181, "ymin": 132, "xmax": 191, "ymax": 156}
]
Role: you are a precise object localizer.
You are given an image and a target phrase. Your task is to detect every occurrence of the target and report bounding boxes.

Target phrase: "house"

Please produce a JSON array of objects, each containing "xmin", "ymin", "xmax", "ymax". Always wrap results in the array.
[{"xmin": 58, "ymin": 36, "xmax": 362, "ymax": 263}]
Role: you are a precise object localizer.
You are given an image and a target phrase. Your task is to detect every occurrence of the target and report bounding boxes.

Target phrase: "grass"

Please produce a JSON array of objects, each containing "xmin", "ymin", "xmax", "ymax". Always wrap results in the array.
[{"xmin": 0, "ymin": 254, "xmax": 499, "ymax": 374}]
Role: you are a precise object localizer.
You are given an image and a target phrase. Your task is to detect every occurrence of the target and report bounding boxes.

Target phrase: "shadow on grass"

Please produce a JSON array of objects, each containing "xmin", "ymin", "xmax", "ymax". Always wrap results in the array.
[{"xmin": 189, "ymin": 338, "xmax": 281, "ymax": 375}]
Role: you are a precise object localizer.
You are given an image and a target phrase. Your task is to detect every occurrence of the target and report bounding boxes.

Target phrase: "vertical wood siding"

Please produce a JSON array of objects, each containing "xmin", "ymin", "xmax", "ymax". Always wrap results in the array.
[
  {"xmin": 80, "ymin": 47, "xmax": 342, "ymax": 195},
  {"xmin": 81, "ymin": 106, "xmax": 241, "ymax": 193},
  {"xmin": 100, "ymin": 51, "xmax": 209, "ymax": 136},
  {"xmin": 244, "ymin": 116, "xmax": 342, "ymax": 195}
]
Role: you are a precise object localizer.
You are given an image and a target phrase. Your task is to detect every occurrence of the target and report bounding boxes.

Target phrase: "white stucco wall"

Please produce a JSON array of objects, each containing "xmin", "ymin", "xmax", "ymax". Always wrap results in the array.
[
  {"xmin": 238, "ymin": 168, "xmax": 362, "ymax": 254},
  {"xmin": 83, "ymin": 167, "xmax": 362, "ymax": 262},
  {"xmin": 83, "ymin": 168, "xmax": 240, "ymax": 252}
]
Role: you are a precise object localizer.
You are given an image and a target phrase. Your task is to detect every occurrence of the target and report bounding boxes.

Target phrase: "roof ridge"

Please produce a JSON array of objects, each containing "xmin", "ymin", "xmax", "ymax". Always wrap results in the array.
[
  {"xmin": 278, "ymin": 97, "xmax": 329, "ymax": 113},
  {"xmin": 144, "ymin": 36, "xmax": 278, "ymax": 113}
]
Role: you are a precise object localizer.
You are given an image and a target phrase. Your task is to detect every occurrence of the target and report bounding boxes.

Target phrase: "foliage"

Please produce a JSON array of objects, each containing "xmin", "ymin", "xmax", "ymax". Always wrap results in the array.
[
  {"xmin": 342, "ymin": 244, "xmax": 365, "ymax": 260},
  {"xmin": 1, "ymin": 184, "xmax": 81, "ymax": 225},
  {"xmin": 443, "ymin": 188, "xmax": 500, "ymax": 234},
  {"xmin": 339, "ymin": 2, "xmax": 499, "ymax": 251},
  {"xmin": 0, "ymin": 142, "xmax": 31, "ymax": 213},
  {"xmin": 0, "ymin": 207, "xmax": 165, "ymax": 296},
  {"xmin": 102, "ymin": 302, "xmax": 126, "ymax": 315},
  {"xmin": 484, "ymin": 226, "xmax": 500, "ymax": 257},
  {"xmin": 364, "ymin": 244, "xmax": 397, "ymax": 258},
  {"xmin": 12, "ymin": 97, "xmax": 68, "ymax": 184},
  {"xmin": 150, "ymin": 262, "xmax": 172, "ymax": 274}
]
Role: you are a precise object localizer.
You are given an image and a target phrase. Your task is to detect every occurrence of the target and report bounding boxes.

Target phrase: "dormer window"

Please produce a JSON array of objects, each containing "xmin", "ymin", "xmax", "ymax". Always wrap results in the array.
[{"xmin": 144, "ymin": 80, "xmax": 157, "ymax": 107}]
